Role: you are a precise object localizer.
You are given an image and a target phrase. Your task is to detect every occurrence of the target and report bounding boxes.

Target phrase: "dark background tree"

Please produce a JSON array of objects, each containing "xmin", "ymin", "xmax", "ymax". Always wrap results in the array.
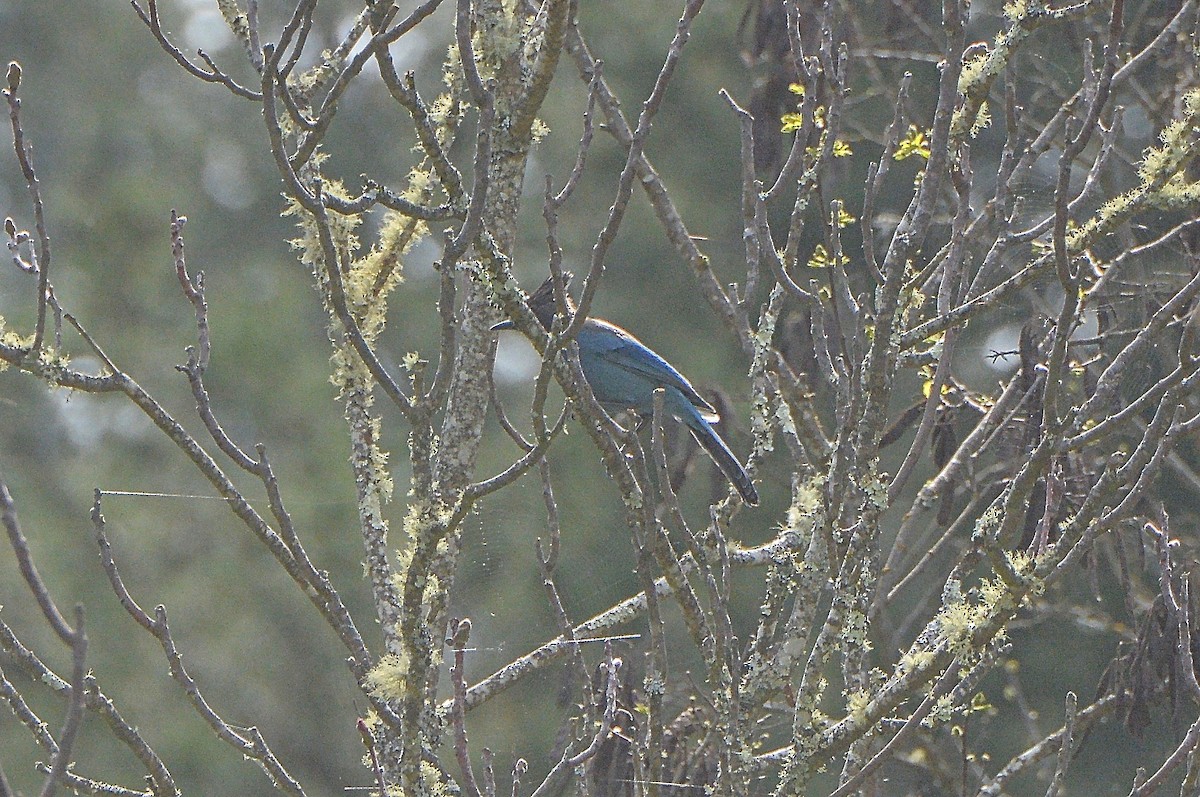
[{"xmin": 2, "ymin": 0, "xmax": 1199, "ymax": 795}]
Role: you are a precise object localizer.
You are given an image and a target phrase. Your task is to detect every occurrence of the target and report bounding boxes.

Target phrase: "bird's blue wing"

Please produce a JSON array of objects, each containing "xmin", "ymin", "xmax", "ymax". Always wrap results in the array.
[
  {"xmin": 580, "ymin": 320, "xmax": 718, "ymax": 420},
  {"xmin": 573, "ymin": 319, "xmax": 757, "ymax": 504}
]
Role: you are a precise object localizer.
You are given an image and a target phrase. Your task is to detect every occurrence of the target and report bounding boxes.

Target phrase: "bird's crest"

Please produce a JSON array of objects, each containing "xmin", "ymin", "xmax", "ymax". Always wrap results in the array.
[{"xmin": 527, "ymin": 272, "xmax": 575, "ymax": 330}]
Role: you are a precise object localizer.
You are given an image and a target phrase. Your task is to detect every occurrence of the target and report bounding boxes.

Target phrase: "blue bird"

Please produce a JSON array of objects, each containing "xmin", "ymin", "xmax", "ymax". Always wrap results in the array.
[{"xmin": 494, "ymin": 275, "xmax": 758, "ymax": 505}]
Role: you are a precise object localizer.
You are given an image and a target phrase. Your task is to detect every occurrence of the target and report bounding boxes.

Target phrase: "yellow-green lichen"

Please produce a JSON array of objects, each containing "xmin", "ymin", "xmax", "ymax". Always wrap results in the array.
[
  {"xmin": 845, "ymin": 689, "xmax": 872, "ymax": 725},
  {"xmin": 364, "ymin": 652, "xmax": 409, "ymax": 700}
]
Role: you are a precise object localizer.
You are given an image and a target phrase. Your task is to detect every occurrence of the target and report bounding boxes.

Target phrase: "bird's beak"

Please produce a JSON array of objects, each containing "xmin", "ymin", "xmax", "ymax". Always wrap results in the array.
[{"xmin": 490, "ymin": 319, "xmax": 515, "ymax": 331}]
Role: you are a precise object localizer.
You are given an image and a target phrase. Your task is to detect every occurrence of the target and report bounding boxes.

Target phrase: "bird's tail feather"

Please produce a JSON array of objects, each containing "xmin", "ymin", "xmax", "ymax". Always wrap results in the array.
[{"xmin": 688, "ymin": 424, "xmax": 759, "ymax": 506}]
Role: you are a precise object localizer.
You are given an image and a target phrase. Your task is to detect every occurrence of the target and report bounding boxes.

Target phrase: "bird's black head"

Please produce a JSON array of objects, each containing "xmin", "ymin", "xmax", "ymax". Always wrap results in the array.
[{"xmin": 494, "ymin": 272, "xmax": 575, "ymax": 332}]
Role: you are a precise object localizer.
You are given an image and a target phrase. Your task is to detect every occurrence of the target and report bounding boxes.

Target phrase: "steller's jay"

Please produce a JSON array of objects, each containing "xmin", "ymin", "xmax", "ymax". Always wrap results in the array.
[{"xmin": 494, "ymin": 275, "xmax": 758, "ymax": 506}]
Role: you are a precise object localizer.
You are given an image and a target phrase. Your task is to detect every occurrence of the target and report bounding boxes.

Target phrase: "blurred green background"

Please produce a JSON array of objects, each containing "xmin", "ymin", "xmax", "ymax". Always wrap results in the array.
[{"xmin": 0, "ymin": 1, "xmax": 1187, "ymax": 794}]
